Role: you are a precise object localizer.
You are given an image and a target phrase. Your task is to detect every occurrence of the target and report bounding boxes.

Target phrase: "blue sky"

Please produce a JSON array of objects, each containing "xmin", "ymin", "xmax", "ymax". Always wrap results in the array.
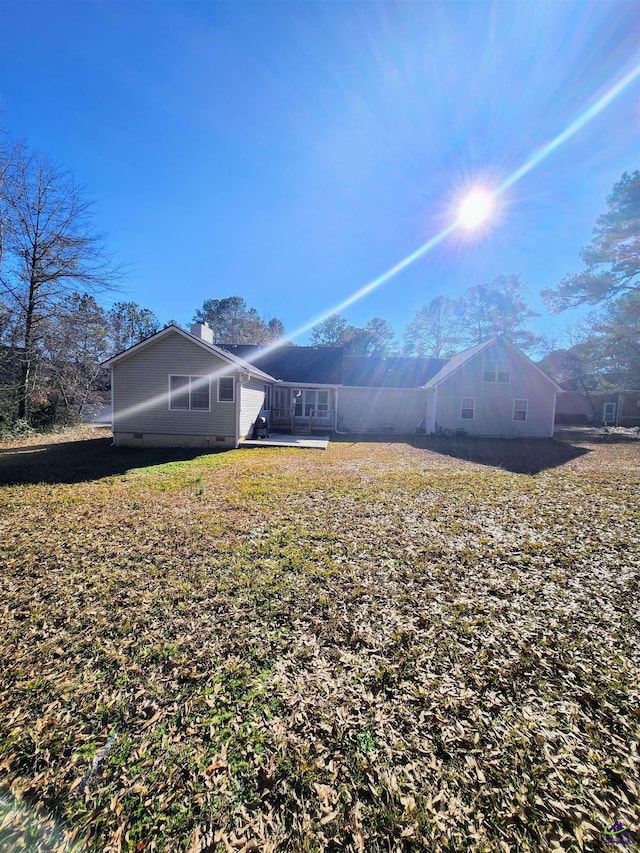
[{"xmin": 1, "ymin": 0, "xmax": 639, "ymax": 348}]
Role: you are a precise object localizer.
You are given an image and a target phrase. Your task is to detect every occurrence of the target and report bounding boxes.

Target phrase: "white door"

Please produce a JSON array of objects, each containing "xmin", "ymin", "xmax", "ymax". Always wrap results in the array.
[
  {"xmin": 274, "ymin": 388, "xmax": 290, "ymax": 423},
  {"xmin": 603, "ymin": 402, "xmax": 616, "ymax": 426}
]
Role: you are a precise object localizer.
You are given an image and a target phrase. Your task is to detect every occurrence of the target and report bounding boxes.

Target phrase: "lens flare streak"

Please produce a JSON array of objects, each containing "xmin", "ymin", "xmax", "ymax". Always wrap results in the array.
[{"xmin": 497, "ymin": 62, "xmax": 640, "ymax": 194}]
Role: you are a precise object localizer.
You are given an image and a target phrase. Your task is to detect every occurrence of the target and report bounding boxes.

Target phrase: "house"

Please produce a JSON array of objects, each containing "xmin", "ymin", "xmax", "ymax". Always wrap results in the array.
[
  {"xmin": 218, "ymin": 346, "xmax": 447, "ymax": 436},
  {"xmin": 552, "ymin": 377, "xmax": 640, "ymax": 427},
  {"xmin": 596, "ymin": 390, "xmax": 640, "ymax": 427},
  {"xmin": 102, "ymin": 325, "xmax": 562, "ymax": 446},
  {"xmin": 102, "ymin": 324, "xmax": 276, "ymax": 448},
  {"xmin": 423, "ymin": 338, "xmax": 562, "ymax": 438}
]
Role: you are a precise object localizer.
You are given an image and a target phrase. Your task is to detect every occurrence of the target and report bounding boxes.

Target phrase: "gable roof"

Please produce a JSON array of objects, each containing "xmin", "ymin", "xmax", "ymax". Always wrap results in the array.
[
  {"xmin": 218, "ymin": 345, "xmax": 344, "ymax": 384},
  {"xmin": 424, "ymin": 340, "xmax": 494, "ymax": 388},
  {"xmin": 102, "ymin": 326, "xmax": 276, "ymax": 382},
  {"xmin": 425, "ymin": 337, "xmax": 563, "ymax": 392},
  {"xmin": 342, "ymin": 356, "xmax": 446, "ymax": 388}
]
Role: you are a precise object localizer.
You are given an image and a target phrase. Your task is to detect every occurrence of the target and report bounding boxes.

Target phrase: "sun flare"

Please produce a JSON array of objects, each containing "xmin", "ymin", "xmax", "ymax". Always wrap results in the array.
[{"xmin": 457, "ymin": 188, "xmax": 495, "ymax": 230}]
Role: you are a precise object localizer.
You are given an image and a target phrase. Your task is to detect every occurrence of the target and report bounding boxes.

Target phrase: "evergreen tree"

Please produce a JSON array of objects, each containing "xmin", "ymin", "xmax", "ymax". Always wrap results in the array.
[
  {"xmin": 193, "ymin": 296, "xmax": 284, "ymax": 344},
  {"xmin": 309, "ymin": 314, "xmax": 349, "ymax": 346},
  {"xmin": 457, "ymin": 275, "xmax": 540, "ymax": 352},
  {"xmin": 543, "ymin": 171, "xmax": 640, "ymax": 311},
  {"xmin": 543, "ymin": 171, "xmax": 640, "ymax": 387}
]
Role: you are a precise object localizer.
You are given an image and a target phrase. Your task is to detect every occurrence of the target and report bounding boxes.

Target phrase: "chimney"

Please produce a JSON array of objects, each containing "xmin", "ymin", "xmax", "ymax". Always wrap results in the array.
[{"xmin": 190, "ymin": 322, "xmax": 214, "ymax": 344}]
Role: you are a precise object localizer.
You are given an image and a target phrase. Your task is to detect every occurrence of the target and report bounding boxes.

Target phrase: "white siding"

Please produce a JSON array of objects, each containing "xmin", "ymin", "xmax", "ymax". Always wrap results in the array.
[
  {"xmin": 240, "ymin": 381, "xmax": 268, "ymax": 439},
  {"xmin": 338, "ymin": 387, "xmax": 425, "ymax": 434},
  {"xmin": 434, "ymin": 339, "xmax": 556, "ymax": 437},
  {"xmin": 112, "ymin": 331, "xmax": 237, "ymax": 441}
]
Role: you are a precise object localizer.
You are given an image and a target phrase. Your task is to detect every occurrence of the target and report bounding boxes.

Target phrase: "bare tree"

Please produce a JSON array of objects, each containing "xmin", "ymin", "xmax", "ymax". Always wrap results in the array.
[
  {"xmin": 43, "ymin": 292, "xmax": 111, "ymax": 423},
  {"xmin": 0, "ymin": 149, "xmax": 119, "ymax": 421},
  {"xmin": 403, "ymin": 296, "xmax": 459, "ymax": 357},
  {"xmin": 108, "ymin": 301, "xmax": 159, "ymax": 355}
]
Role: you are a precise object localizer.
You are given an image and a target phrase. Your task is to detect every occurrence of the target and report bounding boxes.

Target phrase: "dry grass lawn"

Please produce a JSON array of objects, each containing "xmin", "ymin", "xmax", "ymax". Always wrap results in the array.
[{"xmin": 0, "ymin": 428, "xmax": 639, "ymax": 852}]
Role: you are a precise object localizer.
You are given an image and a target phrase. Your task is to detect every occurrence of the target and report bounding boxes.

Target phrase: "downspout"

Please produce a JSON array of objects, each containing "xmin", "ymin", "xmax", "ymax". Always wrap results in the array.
[
  {"xmin": 334, "ymin": 386, "xmax": 350, "ymax": 435},
  {"xmin": 550, "ymin": 390, "xmax": 558, "ymax": 438},
  {"xmin": 234, "ymin": 374, "xmax": 241, "ymax": 449},
  {"xmin": 432, "ymin": 386, "xmax": 439, "ymax": 434},
  {"xmin": 235, "ymin": 372, "xmax": 253, "ymax": 446},
  {"xmin": 110, "ymin": 368, "xmax": 115, "ymax": 446}
]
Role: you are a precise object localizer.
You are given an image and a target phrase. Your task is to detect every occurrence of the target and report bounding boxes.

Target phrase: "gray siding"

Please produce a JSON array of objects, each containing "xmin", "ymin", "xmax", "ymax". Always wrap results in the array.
[
  {"xmin": 240, "ymin": 381, "xmax": 268, "ymax": 439},
  {"xmin": 434, "ymin": 340, "xmax": 556, "ymax": 437},
  {"xmin": 338, "ymin": 387, "xmax": 425, "ymax": 434},
  {"xmin": 112, "ymin": 332, "xmax": 237, "ymax": 440}
]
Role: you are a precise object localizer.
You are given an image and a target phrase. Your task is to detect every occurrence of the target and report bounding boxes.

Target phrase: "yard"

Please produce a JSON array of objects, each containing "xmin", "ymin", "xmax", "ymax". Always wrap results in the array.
[{"xmin": 0, "ymin": 428, "xmax": 638, "ymax": 852}]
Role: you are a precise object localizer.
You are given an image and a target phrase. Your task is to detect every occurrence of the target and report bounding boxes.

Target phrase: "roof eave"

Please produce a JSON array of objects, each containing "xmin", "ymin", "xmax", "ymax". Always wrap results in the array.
[{"xmin": 101, "ymin": 326, "xmax": 277, "ymax": 382}]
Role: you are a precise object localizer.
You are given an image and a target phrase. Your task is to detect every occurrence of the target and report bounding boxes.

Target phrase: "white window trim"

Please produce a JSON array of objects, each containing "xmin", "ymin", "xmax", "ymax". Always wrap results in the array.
[
  {"xmin": 168, "ymin": 375, "xmax": 211, "ymax": 412},
  {"xmin": 460, "ymin": 397, "xmax": 475, "ymax": 420},
  {"xmin": 513, "ymin": 399, "xmax": 528, "ymax": 422},
  {"xmin": 483, "ymin": 359, "xmax": 511, "ymax": 383},
  {"xmin": 218, "ymin": 376, "xmax": 235, "ymax": 403}
]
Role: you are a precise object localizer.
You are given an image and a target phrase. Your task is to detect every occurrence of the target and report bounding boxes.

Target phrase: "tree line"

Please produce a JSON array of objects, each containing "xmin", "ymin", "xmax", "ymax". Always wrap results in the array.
[
  {"xmin": 309, "ymin": 274, "xmax": 540, "ymax": 357},
  {"xmin": 1, "ymin": 125, "xmax": 637, "ymax": 431}
]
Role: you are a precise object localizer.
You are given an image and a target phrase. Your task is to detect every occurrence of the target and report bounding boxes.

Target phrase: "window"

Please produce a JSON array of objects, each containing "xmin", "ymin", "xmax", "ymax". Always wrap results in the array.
[
  {"xmin": 190, "ymin": 380, "xmax": 210, "ymax": 411},
  {"xmin": 218, "ymin": 377, "xmax": 235, "ymax": 402},
  {"xmin": 461, "ymin": 397, "xmax": 475, "ymax": 419},
  {"xmin": 263, "ymin": 385, "xmax": 271, "ymax": 411},
  {"xmin": 170, "ymin": 376, "xmax": 190, "ymax": 410},
  {"xmin": 483, "ymin": 360, "xmax": 510, "ymax": 382},
  {"xmin": 169, "ymin": 376, "xmax": 210, "ymax": 411},
  {"xmin": 291, "ymin": 389, "xmax": 331, "ymax": 417},
  {"xmin": 304, "ymin": 389, "xmax": 315, "ymax": 417},
  {"xmin": 513, "ymin": 399, "xmax": 528, "ymax": 421}
]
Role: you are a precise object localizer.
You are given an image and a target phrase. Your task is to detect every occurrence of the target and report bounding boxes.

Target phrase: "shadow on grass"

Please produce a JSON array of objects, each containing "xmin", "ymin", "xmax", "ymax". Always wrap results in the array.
[
  {"xmin": 0, "ymin": 430, "xmax": 608, "ymax": 485},
  {"xmin": 416, "ymin": 436, "xmax": 593, "ymax": 474},
  {"xmin": 0, "ymin": 434, "xmax": 216, "ymax": 486},
  {"xmin": 333, "ymin": 433, "xmax": 592, "ymax": 474}
]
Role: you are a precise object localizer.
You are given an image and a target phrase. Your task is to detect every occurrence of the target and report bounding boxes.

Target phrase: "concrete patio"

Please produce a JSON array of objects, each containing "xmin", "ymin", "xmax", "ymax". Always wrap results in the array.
[{"xmin": 239, "ymin": 434, "xmax": 330, "ymax": 450}]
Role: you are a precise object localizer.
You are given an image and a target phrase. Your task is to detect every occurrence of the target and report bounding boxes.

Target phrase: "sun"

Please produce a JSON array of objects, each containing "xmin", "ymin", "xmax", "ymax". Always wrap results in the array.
[{"xmin": 457, "ymin": 187, "xmax": 495, "ymax": 230}]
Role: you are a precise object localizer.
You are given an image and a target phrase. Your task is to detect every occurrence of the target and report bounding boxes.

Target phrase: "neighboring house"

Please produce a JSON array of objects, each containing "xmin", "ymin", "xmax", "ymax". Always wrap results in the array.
[
  {"xmin": 599, "ymin": 390, "xmax": 640, "ymax": 427},
  {"xmin": 103, "ymin": 326, "xmax": 562, "ymax": 446},
  {"xmin": 553, "ymin": 378, "xmax": 640, "ymax": 427},
  {"xmin": 581, "ymin": 390, "xmax": 640, "ymax": 427}
]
